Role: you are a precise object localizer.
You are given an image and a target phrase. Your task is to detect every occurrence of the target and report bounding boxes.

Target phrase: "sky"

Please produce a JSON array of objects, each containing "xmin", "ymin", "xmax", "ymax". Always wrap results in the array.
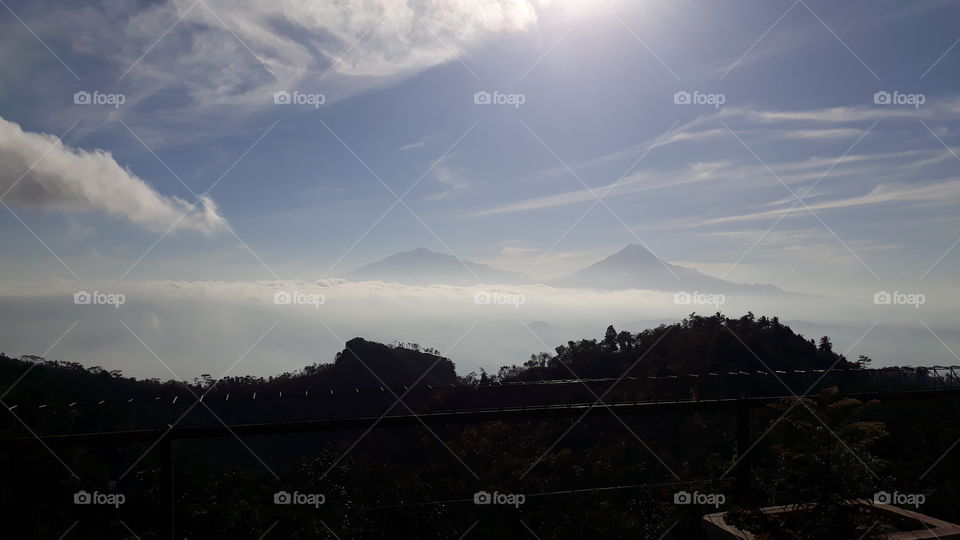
[{"xmin": 1, "ymin": 0, "xmax": 959, "ymax": 378}]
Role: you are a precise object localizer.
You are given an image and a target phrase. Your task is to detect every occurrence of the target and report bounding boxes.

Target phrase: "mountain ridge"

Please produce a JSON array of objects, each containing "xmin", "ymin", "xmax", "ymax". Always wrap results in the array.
[
  {"xmin": 343, "ymin": 247, "xmax": 524, "ymax": 286},
  {"xmin": 547, "ymin": 244, "xmax": 785, "ymax": 294},
  {"xmin": 342, "ymin": 244, "xmax": 788, "ymax": 294}
]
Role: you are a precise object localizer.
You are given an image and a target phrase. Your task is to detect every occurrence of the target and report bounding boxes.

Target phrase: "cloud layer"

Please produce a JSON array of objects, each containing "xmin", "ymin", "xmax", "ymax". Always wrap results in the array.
[
  {"xmin": 1, "ymin": 278, "xmax": 955, "ymax": 380},
  {"xmin": 0, "ymin": 115, "xmax": 229, "ymax": 233}
]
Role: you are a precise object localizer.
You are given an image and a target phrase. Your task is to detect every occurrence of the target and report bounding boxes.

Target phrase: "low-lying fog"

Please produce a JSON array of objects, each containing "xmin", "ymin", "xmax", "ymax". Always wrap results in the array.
[{"xmin": 0, "ymin": 279, "xmax": 956, "ymax": 380}]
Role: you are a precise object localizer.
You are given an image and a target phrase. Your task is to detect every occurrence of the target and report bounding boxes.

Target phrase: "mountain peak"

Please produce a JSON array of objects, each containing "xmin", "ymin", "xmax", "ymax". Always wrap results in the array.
[
  {"xmin": 604, "ymin": 244, "xmax": 661, "ymax": 264},
  {"xmin": 548, "ymin": 244, "xmax": 789, "ymax": 294},
  {"xmin": 398, "ymin": 247, "xmax": 442, "ymax": 257},
  {"xmin": 343, "ymin": 248, "xmax": 522, "ymax": 285},
  {"xmin": 388, "ymin": 247, "xmax": 450, "ymax": 263}
]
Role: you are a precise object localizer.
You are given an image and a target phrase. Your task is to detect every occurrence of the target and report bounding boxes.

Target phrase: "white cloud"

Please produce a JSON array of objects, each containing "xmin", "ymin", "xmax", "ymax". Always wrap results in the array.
[
  {"xmin": 775, "ymin": 128, "xmax": 866, "ymax": 139},
  {"xmin": 0, "ymin": 116, "xmax": 229, "ymax": 233},
  {"xmin": 82, "ymin": 0, "xmax": 549, "ymax": 109},
  {"xmin": 694, "ymin": 178, "xmax": 960, "ymax": 227},
  {"xmin": 466, "ymin": 99, "xmax": 960, "ymax": 218},
  {"xmin": 466, "ymin": 161, "xmax": 730, "ymax": 216},
  {"xmin": 425, "ymin": 155, "xmax": 470, "ymax": 200},
  {"xmin": 397, "ymin": 141, "xmax": 426, "ymax": 151},
  {"xmin": 733, "ymin": 103, "xmax": 959, "ymax": 124},
  {"xmin": 0, "ymin": 278, "xmax": 953, "ymax": 379}
]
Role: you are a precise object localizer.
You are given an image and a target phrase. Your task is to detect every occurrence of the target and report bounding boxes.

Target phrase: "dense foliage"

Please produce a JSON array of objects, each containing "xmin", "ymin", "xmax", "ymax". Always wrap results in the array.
[{"xmin": 0, "ymin": 313, "xmax": 956, "ymax": 539}]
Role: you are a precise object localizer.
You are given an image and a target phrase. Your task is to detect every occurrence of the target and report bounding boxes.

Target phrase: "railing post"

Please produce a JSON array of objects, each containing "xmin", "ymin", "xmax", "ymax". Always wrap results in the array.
[
  {"xmin": 160, "ymin": 435, "xmax": 173, "ymax": 540},
  {"xmin": 735, "ymin": 399, "xmax": 753, "ymax": 505}
]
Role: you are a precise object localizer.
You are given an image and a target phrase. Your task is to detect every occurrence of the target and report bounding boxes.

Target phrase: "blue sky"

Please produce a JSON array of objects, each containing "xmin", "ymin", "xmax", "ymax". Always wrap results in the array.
[
  {"xmin": 1, "ymin": 0, "xmax": 959, "ymax": 377},
  {"xmin": 2, "ymin": 0, "xmax": 959, "ymax": 290}
]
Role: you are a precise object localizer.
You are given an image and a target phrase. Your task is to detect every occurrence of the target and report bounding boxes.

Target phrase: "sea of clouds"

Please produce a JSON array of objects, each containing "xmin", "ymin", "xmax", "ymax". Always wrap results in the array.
[{"xmin": 0, "ymin": 279, "xmax": 955, "ymax": 381}]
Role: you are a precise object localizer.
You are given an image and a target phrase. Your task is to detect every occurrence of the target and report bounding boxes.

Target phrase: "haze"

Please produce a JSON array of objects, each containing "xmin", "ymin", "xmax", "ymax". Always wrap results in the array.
[{"xmin": 1, "ymin": 0, "xmax": 958, "ymax": 379}]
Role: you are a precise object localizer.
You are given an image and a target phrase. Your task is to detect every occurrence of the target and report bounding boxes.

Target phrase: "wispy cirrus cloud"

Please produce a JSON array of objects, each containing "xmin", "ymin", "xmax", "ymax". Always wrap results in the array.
[
  {"xmin": 468, "ymin": 161, "xmax": 729, "ymax": 216},
  {"xmin": 56, "ymin": 0, "xmax": 550, "ymax": 111},
  {"xmin": 397, "ymin": 141, "xmax": 426, "ymax": 152},
  {"xmin": 733, "ymin": 102, "xmax": 960, "ymax": 123},
  {"xmin": 468, "ymin": 101, "xmax": 960, "ymax": 218},
  {"xmin": 692, "ymin": 178, "xmax": 960, "ymax": 228},
  {"xmin": 424, "ymin": 155, "xmax": 470, "ymax": 201}
]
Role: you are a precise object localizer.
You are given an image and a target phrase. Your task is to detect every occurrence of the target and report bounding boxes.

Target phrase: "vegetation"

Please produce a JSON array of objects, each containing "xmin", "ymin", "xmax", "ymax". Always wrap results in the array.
[{"xmin": 0, "ymin": 313, "xmax": 956, "ymax": 539}]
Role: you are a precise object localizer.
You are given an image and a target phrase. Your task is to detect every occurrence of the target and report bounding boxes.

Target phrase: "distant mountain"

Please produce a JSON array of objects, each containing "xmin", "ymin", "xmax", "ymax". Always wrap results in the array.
[
  {"xmin": 343, "ymin": 247, "xmax": 523, "ymax": 286},
  {"xmin": 343, "ymin": 245, "xmax": 787, "ymax": 294},
  {"xmin": 547, "ymin": 244, "xmax": 785, "ymax": 294}
]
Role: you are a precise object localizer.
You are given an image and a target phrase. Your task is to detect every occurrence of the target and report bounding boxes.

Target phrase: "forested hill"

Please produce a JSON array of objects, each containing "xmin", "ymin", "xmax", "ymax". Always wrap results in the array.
[
  {"xmin": 0, "ymin": 313, "xmax": 858, "ymax": 408},
  {"xmin": 0, "ymin": 337, "xmax": 457, "ymax": 407},
  {"xmin": 489, "ymin": 312, "xmax": 856, "ymax": 383}
]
